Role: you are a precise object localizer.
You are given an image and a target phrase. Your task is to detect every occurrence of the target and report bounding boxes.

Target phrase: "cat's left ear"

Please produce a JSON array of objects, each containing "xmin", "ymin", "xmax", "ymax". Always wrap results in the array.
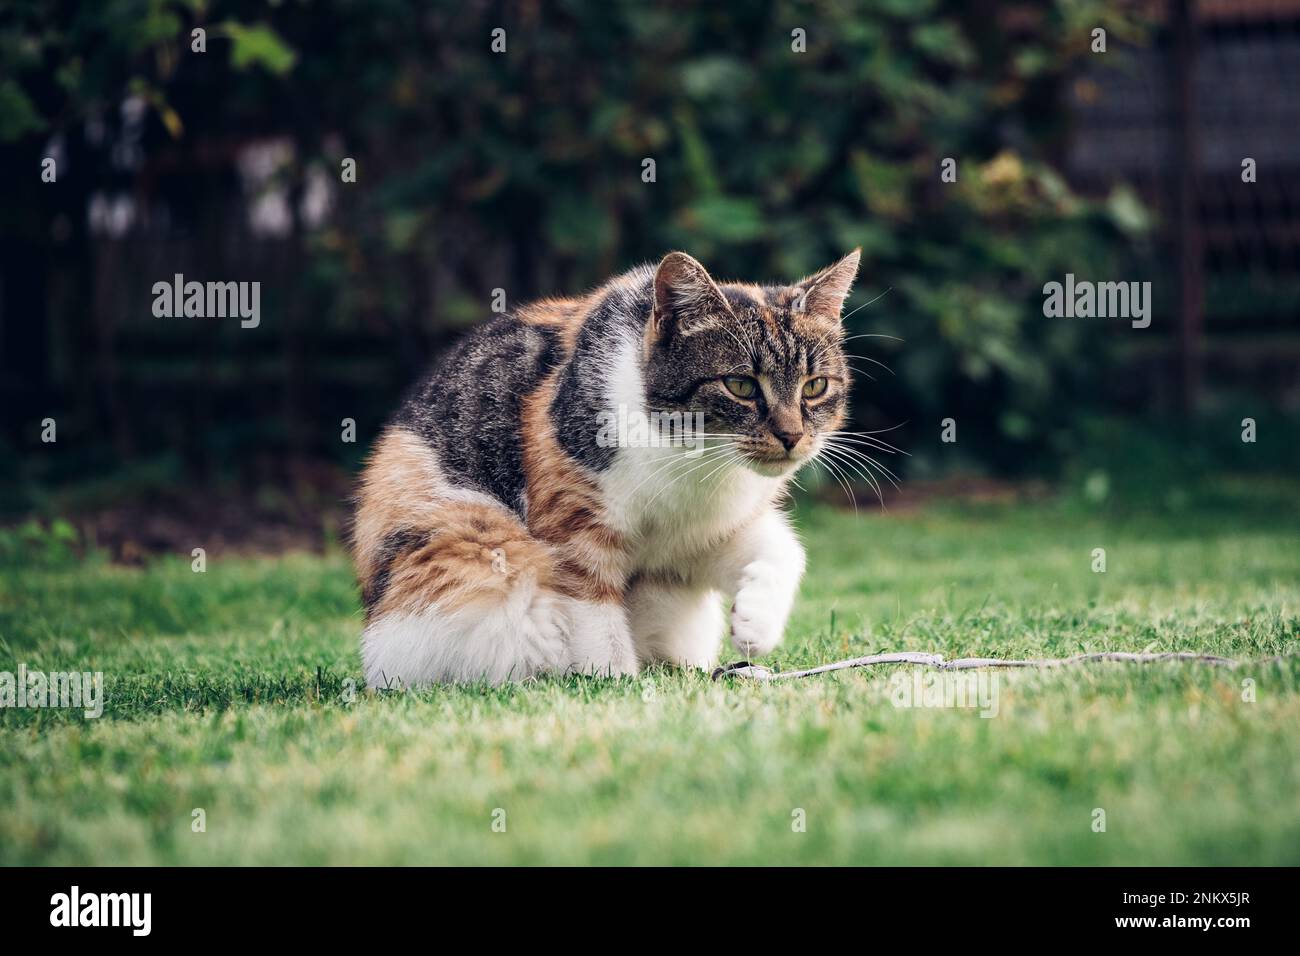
[
  {"xmin": 792, "ymin": 248, "xmax": 861, "ymax": 322},
  {"xmin": 650, "ymin": 251, "xmax": 735, "ymax": 345}
]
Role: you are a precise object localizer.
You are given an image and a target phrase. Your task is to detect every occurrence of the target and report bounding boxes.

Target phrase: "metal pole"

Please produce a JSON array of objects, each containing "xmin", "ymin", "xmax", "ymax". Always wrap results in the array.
[{"xmin": 1170, "ymin": 0, "xmax": 1203, "ymax": 416}]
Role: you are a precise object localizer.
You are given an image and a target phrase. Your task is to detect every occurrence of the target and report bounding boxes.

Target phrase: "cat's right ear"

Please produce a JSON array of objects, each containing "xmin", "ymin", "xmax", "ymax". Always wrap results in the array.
[
  {"xmin": 649, "ymin": 252, "xmax": 734, "ymax": 346},
  {"xmin": 792, "ymin": 248, "xmax": 861, "ymax": 322}
]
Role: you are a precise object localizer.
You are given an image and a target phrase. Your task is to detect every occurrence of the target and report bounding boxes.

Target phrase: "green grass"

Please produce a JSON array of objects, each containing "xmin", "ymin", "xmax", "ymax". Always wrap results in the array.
[{"xmin": 2, "ymin": 478, "xmax": 1299, "ymax": 865}]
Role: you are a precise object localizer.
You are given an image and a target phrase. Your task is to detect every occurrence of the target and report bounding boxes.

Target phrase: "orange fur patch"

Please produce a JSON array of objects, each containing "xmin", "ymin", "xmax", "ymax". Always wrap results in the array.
[
  {"xmin": 352, "ymin": 427, "xmax": 448, "ymax": 583},
  {"xmin": 515, "ymin": 295, "xmax": 593, "ymax": 352},
  {"xmin": 372, "ymin": 503, "xmax": 554, "ymax": 617},
  {"xmin": 519, "ymin": 371, "xmax": 628, "ymax": 603}
]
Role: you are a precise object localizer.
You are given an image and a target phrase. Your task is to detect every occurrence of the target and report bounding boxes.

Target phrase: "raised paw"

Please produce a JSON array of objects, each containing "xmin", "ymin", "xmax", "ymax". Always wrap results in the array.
[{"xmin": 730, "ymin": 564, "xmax": 789, "ymax": 658}]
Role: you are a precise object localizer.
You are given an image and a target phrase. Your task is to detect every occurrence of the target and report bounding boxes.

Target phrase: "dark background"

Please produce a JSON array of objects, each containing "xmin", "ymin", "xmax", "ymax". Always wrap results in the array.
[{"xmin": 2, "ymin": 0, "xmax": 1297, "ymax": 555}]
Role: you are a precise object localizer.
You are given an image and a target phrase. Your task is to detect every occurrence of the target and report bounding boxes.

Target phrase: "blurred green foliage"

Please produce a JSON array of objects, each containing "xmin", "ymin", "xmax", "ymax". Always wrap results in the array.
[
  {"xmin": 2, "ymin": 0, "xmax": 1159, "ymax": 477},
  {"xmin": 0, "ymin": 517, "xmax": 81, "ymax": 567}
]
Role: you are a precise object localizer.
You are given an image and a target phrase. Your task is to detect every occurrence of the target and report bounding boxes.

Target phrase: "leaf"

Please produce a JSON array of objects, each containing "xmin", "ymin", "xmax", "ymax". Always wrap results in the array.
[
  {"xmin": 384, "ymin": 211, "xmax": 424, "ymax": 252},
  {"xmin": 910, "ymin": 22, "xmax": 974, "ymax": 67},
  {"xmin": 545, "ymin": 193, "xmax": 615, "ymax": 257},
  {"xmin": 678, "ymin": 196, "xmax": 765, "ymax": 244},
  {"xmin": 680, "ymin": 56, "xmax": 752, "ymax": 99},
  {"xmin": 0, "ymin": 80, "xmax": 46, "ymax": 141},
  {"xmin": 849, "ymin": 150, "xmax": 911, "ymax": 221},
  {"xmin": 221, "ymin": 22, "xmax": 297, "ymax": 75},
  {"xmin": 159, "ymin": 105, "xmax": 184, "ymax": 139},
  {"xmin": 674, "ymin": 108, "xmax": 719, "ymax": 195},
  {"xmin": 1106, "ymin": 185, "xmax": 1152, "ymax": 236}
]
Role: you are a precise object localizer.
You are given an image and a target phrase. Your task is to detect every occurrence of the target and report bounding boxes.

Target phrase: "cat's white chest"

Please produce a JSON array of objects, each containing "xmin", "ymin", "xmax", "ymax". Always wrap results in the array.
[{"xmin": 601, "ymin": 446, "xmax": 777, "ymax": 575}]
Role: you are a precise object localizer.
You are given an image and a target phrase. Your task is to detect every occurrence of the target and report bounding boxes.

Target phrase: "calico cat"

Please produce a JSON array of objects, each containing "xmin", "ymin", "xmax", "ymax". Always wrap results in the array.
[{"xmin": 352, "ymin": 249, "xmax": 860, "ymax": 686}]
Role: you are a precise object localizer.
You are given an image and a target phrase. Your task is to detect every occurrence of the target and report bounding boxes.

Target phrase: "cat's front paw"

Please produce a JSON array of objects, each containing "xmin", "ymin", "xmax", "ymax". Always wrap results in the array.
[{"xmin": 730, "ymin": 563, "xmax": 789, "ymax": 658}]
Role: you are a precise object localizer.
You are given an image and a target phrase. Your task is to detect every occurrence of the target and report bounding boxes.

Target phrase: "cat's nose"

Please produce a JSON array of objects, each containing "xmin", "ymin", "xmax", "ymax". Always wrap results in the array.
[{"xmin": 773, "ymin": 428, "xmax": 803, "ymax": 451}]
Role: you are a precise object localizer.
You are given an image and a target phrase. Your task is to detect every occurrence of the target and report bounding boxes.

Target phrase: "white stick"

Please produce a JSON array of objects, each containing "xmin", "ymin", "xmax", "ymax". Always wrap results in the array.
[{"xmin": 712, "ymin": 650, "xmax": 1257, "ymax": 682}]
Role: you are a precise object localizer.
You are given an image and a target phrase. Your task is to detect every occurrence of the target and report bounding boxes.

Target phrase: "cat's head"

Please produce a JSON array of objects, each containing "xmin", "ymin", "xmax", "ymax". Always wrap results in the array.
[{"xmin": 642, "ymin": 249, "xmax": 859, "ymax": 477}]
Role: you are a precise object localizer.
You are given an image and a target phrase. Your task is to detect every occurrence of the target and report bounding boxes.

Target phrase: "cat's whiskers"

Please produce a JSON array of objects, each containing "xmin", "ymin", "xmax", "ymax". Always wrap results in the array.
[
  {"xmin": 819, "ymin": 440, "xmax": 894, "ymax": 501},
  {"xmin": 825, "ymin": 451, "xmax": 884, "ymax": 507},
  {"xmin": 843, "ymin": 355, "xmax": 895, "ymax": 377},
  {"xmin": 804, "ymin": 335, "xmax": 842, "ymax": 369},
  {"xmin": 832, "ymin": 442, "xmax": 904, "ymax": 486},
  {"xmin": 839, "ymin": 331, "xmax": 904, "ymax": 346},
  {"xmin": 691, "ymin": 444, "xmax": 746, "ymax": 488},
  {"xmin": 837, "ymin": 286, "xmax": 894, "ymax": 323},
  {"xmin": 821, "ymin": 435, "xmax": 903, "ymax": 488},
  {"xmin": 717, "ymin": 322, "xmax": 760, "ymax": 370},
  {"xmin": 617, "ymin": 442, "xmax": 705, "ymax": 501},
  {"xmin": 824, "ymin": 429, "xmax": 909, "ymax": 457},
  {"xmin": 623, "ymin": 440, "xmax": 738, "ymax": 510},
  {"xmin": 852, "ymin": 354, "xmax": 895, "ymax": 376},
  {"xmin": 841, "ymin": 421, "xmax": 908, "ymax": 434},
  {"xmin": 806, "ymin": 332, "xmax": 878, "ymax": 369},
  {"xmin": 699, "ymin": 447, "xmax": 748, "ymax": 497},
  {"xmin": 842, "ymin": 362, "xmax": 878, "ymax": 383},
  {"xmin": 806, "ymin": 327, "xmax": 901, "ymax": 377},
  {"xmin": 622, "ymin": 442, "xmax": 728, "ymax": 499},
  {"xmin": 828, "ymin": 446, "xmax": 889, "ymax": 508},
  {"xmin": 823, "ymin": 439, "xmax": 904, "ymax": 471},
  {"xmin": 639, "ymin": 442, "xmax": 742, "ymax": 514},
  {"xmin": 811, "ymin": 454, "xmax": 859, "ymax": 515}
]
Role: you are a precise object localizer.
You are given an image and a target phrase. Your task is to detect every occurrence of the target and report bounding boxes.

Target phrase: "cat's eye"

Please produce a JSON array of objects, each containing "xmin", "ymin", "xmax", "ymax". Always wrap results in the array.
[
  {"xmin": 722, "ymin": 376, "xmax": 758, "ymax": 400},
  {"xmin": 802, "ymin": 377, "xmax": 829, "ymax": 399}
]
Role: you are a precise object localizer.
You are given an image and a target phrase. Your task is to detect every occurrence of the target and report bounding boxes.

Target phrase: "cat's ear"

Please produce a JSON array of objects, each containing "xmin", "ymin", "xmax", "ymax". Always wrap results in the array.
[
  {"xmin": 792, "ymin": 248, "xmax": 861, "ymax": 322},
  {"xmin": 650, "ymin": 252, "xmax": 734, "ymax": 344}
]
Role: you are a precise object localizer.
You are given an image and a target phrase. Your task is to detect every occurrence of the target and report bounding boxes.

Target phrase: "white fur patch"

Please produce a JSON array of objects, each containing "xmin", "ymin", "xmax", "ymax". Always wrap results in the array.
[
  {"xmin": 362, "ymin": 580, "xmax": 568, "ymax": 687},
  {"xmin": 627, "ymin": 581, "xmax": 723, "ymax": 669},
  {"xmin": 565, "ymin": 601, "xmax": 640, "ymax": 677}
]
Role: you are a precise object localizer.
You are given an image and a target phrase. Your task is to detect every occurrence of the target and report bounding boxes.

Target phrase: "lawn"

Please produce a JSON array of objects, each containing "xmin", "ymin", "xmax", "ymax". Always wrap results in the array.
[{"xmin": 2, "ymin": 475, "xmax": 1298, "ymax": 865}]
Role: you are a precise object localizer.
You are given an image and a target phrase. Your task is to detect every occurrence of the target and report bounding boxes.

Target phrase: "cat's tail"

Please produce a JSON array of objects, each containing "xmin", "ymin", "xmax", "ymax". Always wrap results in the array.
[{"xmin": 352, "ymin": 427, "xmax": 568, "ymax": 687}]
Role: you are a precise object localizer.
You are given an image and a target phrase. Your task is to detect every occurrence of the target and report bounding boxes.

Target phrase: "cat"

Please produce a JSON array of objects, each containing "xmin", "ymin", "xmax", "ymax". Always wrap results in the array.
[{"xmin": 352, "ymin": 249, "xmax": 859, "ymax": 686}]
